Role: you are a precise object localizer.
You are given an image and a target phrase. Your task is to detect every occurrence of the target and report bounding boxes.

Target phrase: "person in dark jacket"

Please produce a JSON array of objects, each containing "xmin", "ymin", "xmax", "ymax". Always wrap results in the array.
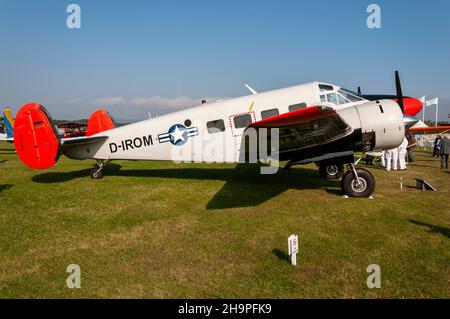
[
  {"xmin": 433, "ymin": 135, "xmax": 443, "ymax": 157},
  {"xmin": 406, "ymin": 133, "xmax": 416, "ymax": 162},
  {"xmin": 440, "ymin": 136, "xmax": 450, "ymax": 169}
]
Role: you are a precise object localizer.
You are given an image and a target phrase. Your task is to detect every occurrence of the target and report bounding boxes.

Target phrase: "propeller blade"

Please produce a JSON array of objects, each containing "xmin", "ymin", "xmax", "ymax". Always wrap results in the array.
[{"xmin": 395, "ymin": 70, "xmax": 404, "ymax": 113}]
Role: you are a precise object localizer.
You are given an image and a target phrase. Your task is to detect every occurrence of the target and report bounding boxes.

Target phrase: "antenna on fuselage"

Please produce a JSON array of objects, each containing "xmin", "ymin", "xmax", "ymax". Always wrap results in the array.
[{"xmin": 244, "ymin": 84, "xmax": 258, "ymax": 95}]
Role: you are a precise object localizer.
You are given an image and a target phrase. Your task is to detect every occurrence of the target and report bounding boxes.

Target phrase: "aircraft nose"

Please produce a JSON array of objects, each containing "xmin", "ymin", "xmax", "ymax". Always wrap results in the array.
[{"xmin": 402, "ymin": 97, "xmax": 423, "ymax": 116}]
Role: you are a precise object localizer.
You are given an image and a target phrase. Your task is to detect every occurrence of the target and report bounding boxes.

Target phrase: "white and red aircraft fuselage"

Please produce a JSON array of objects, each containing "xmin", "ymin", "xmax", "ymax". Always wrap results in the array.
[{"xmin": 13, "ymin": 81, "xmax": 422, "ymax": 198}]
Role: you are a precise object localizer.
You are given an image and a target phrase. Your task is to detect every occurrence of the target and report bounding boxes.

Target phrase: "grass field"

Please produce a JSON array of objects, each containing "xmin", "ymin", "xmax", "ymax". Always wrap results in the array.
[{"xmin": 0, "ymin": 142, "xmax": 449, "ymax": 298}]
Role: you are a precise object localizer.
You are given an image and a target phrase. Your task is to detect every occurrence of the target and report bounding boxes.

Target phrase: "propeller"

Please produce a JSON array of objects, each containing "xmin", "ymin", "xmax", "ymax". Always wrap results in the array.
[{"xmin": 395, "ymin": 70, "xmax": 404, "ymax": 113}]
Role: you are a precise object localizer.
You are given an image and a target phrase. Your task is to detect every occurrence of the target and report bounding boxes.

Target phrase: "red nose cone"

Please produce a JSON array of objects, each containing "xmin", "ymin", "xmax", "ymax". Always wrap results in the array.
[
  {"xmin": 393, "ymin": 97, "xmax": 423, "ymax": 116},
  {"xmin": 403, "ymin": 97, "xmax": 423, "ymax": 116}
]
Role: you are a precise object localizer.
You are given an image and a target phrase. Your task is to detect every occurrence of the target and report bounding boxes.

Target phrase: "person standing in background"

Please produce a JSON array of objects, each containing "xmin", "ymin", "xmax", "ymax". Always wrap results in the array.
[
  {"xmin": 440, "ymin": 136, "xmax": 450, "ymax": 169},
  {"xmin": 433, "ymin": 135, "xmax": 443, "ymax": 158},
  {"xmin": 406, "ymin": 133, "xmax": 416, "ymax": 163},
  {"xmin": 386, "ymin": 148, "xmax": 398, "ymax": 171},
  {"xmin": 398, "ymin": 136, "xmax": 408, "ymax": 171}
]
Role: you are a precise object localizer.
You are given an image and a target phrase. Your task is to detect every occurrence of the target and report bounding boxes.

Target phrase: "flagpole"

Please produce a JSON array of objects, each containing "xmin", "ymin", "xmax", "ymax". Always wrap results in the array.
[
  {"xmin": 423, "ymin": 96, "xmax": 426, "ymax": 122},
  {"xmin": 435, "ymin": 100, "xmax": 439, "ymax": 126}
]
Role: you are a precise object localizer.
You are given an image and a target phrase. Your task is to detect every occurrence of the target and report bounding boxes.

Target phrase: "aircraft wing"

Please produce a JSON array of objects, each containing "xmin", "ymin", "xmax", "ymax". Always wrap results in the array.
[
  {"xmin": 409, "ymin": 126, "xmax": 450, "ymax": 135},
  {"xmin": 248, "ymin": 105, "xmax": 352, "ymax": 156}
]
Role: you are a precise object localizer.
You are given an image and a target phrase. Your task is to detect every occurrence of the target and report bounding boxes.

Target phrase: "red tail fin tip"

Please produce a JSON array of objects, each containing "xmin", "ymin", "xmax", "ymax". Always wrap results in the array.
[{"xmin": 86, "ymin": 110, "xmax": 116, "ymax": 136}]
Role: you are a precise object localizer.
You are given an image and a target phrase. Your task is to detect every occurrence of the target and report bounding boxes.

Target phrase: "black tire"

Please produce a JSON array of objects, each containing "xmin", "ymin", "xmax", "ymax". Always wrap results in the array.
[
  {"xmin": 90, "ymin": 169, "xmax": 104, "ymax": 179},
  {"xmin": 319, "ymin": 164, "xmax": 344, "ymax": 180},
  {"xmin": 341, "ymin": 168, "xmax": 375, "ymax": 198}
]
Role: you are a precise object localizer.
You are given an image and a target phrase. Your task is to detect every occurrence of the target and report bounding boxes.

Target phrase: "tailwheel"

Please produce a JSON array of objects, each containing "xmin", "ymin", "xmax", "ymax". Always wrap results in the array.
[
  {"xmin": 90, "ymin": 168, "xmax": 104, "ymax": 179},
  {"xmin": 90, "ymin": 159, "xmax": 108, "ymax": 179},
  {"xmin": 341, "ymin": 166, "xmax": 375, "ymax": 198},
  {"xmin": 319, "ymin": 164, "xmax": 344, "ymax": 180}
]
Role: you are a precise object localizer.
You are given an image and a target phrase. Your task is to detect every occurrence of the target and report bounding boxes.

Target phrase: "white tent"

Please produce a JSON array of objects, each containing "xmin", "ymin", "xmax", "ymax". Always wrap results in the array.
[{"xmin": 411, "ymin": 120, "xmax": 428, "ymax": 129}]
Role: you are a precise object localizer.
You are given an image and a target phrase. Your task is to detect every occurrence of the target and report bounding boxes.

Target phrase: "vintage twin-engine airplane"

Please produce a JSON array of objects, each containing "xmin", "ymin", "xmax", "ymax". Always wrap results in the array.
[{"xmin": 13, "ymin": 75, "xmax": 422, "ymax": 198}]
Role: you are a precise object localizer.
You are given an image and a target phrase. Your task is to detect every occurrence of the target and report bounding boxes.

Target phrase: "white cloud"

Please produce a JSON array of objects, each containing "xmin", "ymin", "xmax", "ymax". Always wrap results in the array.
[
  {"xmin": 66, "ymin": 98, "xmax": 84, "ymax": 104},
  {"xmin": 91, "ymin": 96, "xmax": 126, "ymax": 106},
  {"xmin": 88, "ymin": 95, "xmax": 227, "ymax": 119}
]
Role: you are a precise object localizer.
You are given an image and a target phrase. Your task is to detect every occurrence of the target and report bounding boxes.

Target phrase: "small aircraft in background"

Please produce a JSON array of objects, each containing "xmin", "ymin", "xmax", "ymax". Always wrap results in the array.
[
  {"xmin": 409, "ymin": 126, "xmax": 450, "ymax": 135},
  {"xmin": 13, "ymin": 73, "xmax": 420, "ymax": 198},
  {"xmin": 0, "ymin": 107, "xmax": 14, "ymax": 142}
]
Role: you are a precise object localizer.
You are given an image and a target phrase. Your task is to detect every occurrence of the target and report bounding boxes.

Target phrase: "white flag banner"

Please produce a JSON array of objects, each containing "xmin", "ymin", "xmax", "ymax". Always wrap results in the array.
[
  {"xmin": 419, "ymin": 96, "xmax": 426, "ymax": 104},
  {"xmin": 426, "ymin": 97, "xmax": 439, "ymax": 107}
]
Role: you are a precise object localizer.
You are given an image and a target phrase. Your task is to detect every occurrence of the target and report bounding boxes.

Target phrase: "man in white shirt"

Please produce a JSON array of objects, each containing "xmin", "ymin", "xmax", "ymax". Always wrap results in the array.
[{"xmin": 398, "ymin": 137, "xmax": 408, "ymax": 171}]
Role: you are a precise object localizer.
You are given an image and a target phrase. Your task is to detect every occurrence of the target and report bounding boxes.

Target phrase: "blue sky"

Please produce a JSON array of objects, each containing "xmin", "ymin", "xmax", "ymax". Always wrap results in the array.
[{"xmin": 0, "ymin": 0, "xmax": 449, "ymax": 120}]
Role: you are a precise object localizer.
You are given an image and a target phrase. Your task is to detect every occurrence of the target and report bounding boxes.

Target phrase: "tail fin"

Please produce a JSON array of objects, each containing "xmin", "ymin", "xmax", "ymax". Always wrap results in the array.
[
  {"xmin": 3, "ymin": 107, "xmax": 14, "ymax": 139},
  {"xmin": 86, "ymin": 110, "xmax": 116, "ymax": 136},
  {"xmin": 13, "ymin": 103, "xmax": 61, "ymax": 169}
]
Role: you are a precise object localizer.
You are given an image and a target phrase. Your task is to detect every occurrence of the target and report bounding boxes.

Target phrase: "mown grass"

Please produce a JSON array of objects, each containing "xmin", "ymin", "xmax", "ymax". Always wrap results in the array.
[{"xmin": 0, "ymin": 142, "xmax": 449, "ymax": 298}]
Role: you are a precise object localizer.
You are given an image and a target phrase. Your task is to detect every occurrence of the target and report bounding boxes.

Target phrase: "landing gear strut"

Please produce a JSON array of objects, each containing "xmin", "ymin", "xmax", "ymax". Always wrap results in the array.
[
  {"xmin": 341, "ymin": 163, "xmax": 375, "ymax": 198},
  {"xmin": 90, "ymin": 159, "xmax": 108, "ymax": 179}
]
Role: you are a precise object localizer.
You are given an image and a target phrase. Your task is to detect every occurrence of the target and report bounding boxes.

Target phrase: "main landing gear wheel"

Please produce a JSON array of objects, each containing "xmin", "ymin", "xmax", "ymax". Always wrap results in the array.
[
  {"xmin": 341, "ymin": 166, "xmax": 375, "ymax": 198},
  {"xmin": 90, "ymin": 159, "xmax": 108, "ymax": 179},
  {"xmin": 320, "ymin": 164, "xmax": 344, "ymax": 180}
]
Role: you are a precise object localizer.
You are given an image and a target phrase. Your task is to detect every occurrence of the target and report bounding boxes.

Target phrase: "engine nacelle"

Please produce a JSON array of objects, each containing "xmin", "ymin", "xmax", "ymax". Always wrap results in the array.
[{"xmin": 338, "ymin": 99, "xmax": 405, "ymax": 151}]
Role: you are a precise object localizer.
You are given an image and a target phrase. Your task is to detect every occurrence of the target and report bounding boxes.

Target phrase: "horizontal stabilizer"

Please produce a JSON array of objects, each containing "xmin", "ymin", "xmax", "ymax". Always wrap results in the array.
[{"xmin": 61, "ymin": 136, "xmax": 108, "ymax": 146}]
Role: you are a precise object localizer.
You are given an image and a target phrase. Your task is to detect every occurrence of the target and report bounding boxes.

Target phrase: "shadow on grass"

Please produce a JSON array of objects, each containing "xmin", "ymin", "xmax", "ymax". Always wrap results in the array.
[
  {"xmin": 32, "ymin": 168, "xmax": 94, "ymax": 183},
  {"xmin": 0, "ymin": 159, "xmax": 8, "ymax": 164},
  {"xmin": 0, "ymin": 184, "xmax": 13, "ymax": 193},
  {"xmin": 32, "ymin": 163, "xmax": 343, "ymax": 209},
  {"xmin": 409, "ymin": 219, "xmax": 450, "ymax": 239},
  {"xmin": 272, "ymin": 248, "xmax": 290, "ymax": 263}
]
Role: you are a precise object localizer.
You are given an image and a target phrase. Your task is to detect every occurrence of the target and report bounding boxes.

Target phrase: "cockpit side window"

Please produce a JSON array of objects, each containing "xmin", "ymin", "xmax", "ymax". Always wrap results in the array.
[
  {"xmin": 339, "ymin": 89, "xmax": 363, "ymax": 102},
  {"xmin": 326, "ymin": 93, "xmax": 338, "ymax": 105},
  {"xmin": 337, "ymin": 93, "xmax": 348, "ymax": 105}
]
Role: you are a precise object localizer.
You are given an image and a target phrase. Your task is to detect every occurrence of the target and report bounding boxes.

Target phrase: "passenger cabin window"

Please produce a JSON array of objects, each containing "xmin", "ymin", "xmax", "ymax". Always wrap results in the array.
[
  {"xmin": 320, "ymin": 95, "xmax": 326, "ymax": 103},
  {"xmin": 233, "ymin": 114, "xmax": 252, "ymax": 129},
  {"xmin": 207, "ymin": 119, "xmax": 225, "ymax": 133},
  {"xmin": 288, "ymin": 103, "xmax": 307, "ymax": 112},
  {"xmin": 261, "ymin": 108, "xmax": 279, "ymax": 120}
]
